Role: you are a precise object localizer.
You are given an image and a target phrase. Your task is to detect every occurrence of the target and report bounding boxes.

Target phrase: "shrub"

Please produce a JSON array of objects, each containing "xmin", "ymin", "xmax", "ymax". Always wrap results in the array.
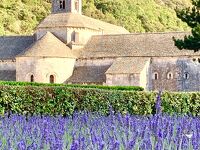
[
  {"xmin": 0, "ymin": 81, "xmax": 144, "ymax": 91},
  {"xmin": 0, "ymin": 86, "xmax": 153, "ymax": 116},
  {"xmin": 0, "ymin": 85, "xmax": 199, "ymax": 116}
]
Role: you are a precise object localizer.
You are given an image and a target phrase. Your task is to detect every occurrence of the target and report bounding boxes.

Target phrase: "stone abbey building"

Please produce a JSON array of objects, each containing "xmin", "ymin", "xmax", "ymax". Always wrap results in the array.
[{"xmin": 0, "ymin": 0, "xmax": 200, "ymax": 91}]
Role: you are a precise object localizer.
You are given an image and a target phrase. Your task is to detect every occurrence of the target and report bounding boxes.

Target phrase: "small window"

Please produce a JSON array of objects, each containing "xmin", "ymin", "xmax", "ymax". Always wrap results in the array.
[
  {"xmin": 63, "ymin": 0, "xmax": 65, "ymax": 9},
  {"xmin": 75, "ymin": 32, "xmax": 79, "ymax": 43},
  {"xmin": 167, "ymin": 72, "xmax": 173, "ymax": 80},
  {"xmin": 184, "ymin": 72, "xmax": 190, "ymax": 80},
  {"xmin": 30, "ymin": 75, "xmax": 34, "ymax": 82},
  {"xmin": 60, "ymin": 1, "xmax": 63, "ymax": 9},
  {"xmin": 198, "ymin": 58, "xmax": 200, "ymax": 63},
  {"xmin": 153, "ymin": 72, "xmax": 158, "ymax": 80},
  {"xmin": 60, "ymin": 0, "xmax": 65, "ymax": 9},
  {"xmin": 50, "ymin": 75, "xmax": 55, "ymax": 84},
  {"xmin": 75, "ymin": 1, "xmax": 79, "ymax": 11}
]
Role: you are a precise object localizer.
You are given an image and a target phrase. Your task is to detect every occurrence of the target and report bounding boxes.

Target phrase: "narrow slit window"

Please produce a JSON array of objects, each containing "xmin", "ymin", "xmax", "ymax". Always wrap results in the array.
[
  {"xmin": 153, "ymin": 72, "xmax": 158, "ymax": 80},
  {"xmin": 167, "ymin": 72, "xmax": 173, "ymax": 80},
  {"xmin": 75, "ymin": 1, "xmax": 79, "ymax": 11},
  {"xmin": 184, "ymin": 73, "xmax": 190, "ymax": 80},
  {"xmin": 30, "ymin": 75, "xmax": 34, "ymax": 82},
  {"xmin": 155, "ymin": 73, "xmax": 158, "ymax": 80},
  {"xmin": 50, "ymin": 75, "xmax": 55, "ymax": 83},
  {"xmin": 63, "ymin": 0, "xmax": 65, "ymax": 9},
  {"xmin": 60, "ymin": 0, "xmax": 63, "ymax": 9}
]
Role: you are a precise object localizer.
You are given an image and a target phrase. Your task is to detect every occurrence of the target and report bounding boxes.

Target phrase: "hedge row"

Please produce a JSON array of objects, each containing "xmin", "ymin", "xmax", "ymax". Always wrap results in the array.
[
  {"xmin": 0, "ymin": 86, "xmax": 200, "ymax": 116},
  {"xmin": 0, "ymin": 81, "xmax": 144, "ymax": 91}
]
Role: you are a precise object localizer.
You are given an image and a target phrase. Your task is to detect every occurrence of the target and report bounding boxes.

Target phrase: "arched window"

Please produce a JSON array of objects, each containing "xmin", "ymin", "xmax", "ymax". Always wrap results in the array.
[
  {"xmin": 75, "ymin": 32, "xmax": 80, "ymax": 43},
  {"xmin": 153, "ymin": 72, "xmax": 158, "ymax": 80},
  {"xmin": 63, "ymin": 0, "xmax": 65, "ymax": 9},
  {"xmin": 184, "ymin": 72, "xmax": 190, "ymax": 80},
  {"xmin": 30, "ymin": 75, "xmax": 34, "ymax": 82},
  {"xmin": 60, "ymin": 0, "xmax": 65, "ymax": 9},
  {"xmin": 75, "ymin": 0, "xmax": 79, "ymax": 11},
  {"xmin": 50, "ymin": 75, "xmax": 55, "ymax": 83},
  {"xmin": 167, "ymin": 72, "xmax": 173, "ymax": 80}
]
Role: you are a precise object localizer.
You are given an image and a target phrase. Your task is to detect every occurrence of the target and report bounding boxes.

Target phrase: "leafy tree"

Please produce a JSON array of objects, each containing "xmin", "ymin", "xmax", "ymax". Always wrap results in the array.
[
  {"xmin": 173, "ymin": 0, "xmax": 200, "ymax": 52},
  {"xmin": 0, "ymin": 0, "xmax": 191, "ymax": 35}
]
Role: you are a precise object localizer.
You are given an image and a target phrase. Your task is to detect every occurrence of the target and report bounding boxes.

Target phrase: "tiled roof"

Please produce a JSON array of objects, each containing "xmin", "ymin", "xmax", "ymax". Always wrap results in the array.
[
  {"xmin": 37, "ymin": 13, "xmax": 129, "ymax": 34},
  {"xmin": 66, "ymin": 65, "xmax": 110, "ymax": 83},
  {"xmin": 18, "ymin": 32, "xmax": 76, "ymax": 58},
  {"xmin": 0, "ymin": 70, "xmax": 16, "ymax": 81},
  {"xmin": 0, "ymin": 36, "xmax": 34, "ymax": 60},
  {"xmin": 81, "ymin": 32, "xmax": 200, "ymax": 58},
  {"xmin": 106, "ymin": 57, "xmax": 150, "ymax": 74}
]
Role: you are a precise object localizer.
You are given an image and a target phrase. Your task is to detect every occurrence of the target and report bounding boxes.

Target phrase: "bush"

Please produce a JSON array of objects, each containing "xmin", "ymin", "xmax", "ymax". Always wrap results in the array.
[
  {"xmin": 0, "ymin": 85, "xmax": 199, "ymax": 116},
  {"xmin": 0, "ymin": 81, "xmax": 144, "ymax": 91},
  {"xmin": 0, "ymin": 86, "xmax": 153, "ymax": 116}
]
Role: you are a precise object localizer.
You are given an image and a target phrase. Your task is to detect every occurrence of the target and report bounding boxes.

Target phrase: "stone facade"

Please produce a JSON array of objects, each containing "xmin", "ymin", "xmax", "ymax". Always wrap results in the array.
[
  {"xmin": 0, "ymin": 0, "xmax": 200, "ymax": 91},
  {"xmin": 149, "ymin": 57, "xmax": 200, "ymax": 91},
  {"xmin": 0, "ymin": 60, "xmax": 15, "ymax": 71},
  {"xmin": 52, "ymin": 0, "xmax": 82, "ymax": 14},
  {"xmin": 16, "ymin": 57, "xmax": 76, "ymax": 83},
  {"xmin": 36, "ymin": 27, "xmax": 100, "ymax": 45}
]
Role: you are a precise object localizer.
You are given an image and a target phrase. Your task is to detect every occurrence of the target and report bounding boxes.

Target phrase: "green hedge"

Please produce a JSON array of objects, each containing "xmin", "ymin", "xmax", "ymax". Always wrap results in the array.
[
  {"xmin": 0, "ymin": 81, "xmax": 144, "ymax": 91},
  {"xmin": 0, "ymin": 86, "xmax": 199, "ymax": 116}
]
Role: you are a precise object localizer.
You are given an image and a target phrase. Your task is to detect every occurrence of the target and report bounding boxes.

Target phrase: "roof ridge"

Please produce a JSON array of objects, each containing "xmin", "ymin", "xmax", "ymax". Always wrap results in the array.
[
  {"xmin": 17, "ymin": 32, "xmax": 76, "ymax": 58},
  {"xmin": 91, "ymin": 31, "xmax": 190, "ymax": 37},
  {"xmin": 0, "ymin": 35, "xmax": 34, "ymax": 38}
]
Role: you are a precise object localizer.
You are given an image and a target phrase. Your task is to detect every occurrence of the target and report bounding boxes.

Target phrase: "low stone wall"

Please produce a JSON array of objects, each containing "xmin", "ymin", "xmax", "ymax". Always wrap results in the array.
[{"xmin": 0, "ymin": 60, "xmax": 16, "ymax": 70}]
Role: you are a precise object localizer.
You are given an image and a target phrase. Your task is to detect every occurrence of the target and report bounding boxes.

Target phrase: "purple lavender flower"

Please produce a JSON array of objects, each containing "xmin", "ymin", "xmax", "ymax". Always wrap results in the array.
[
  {"xmin": 155, "ymin": 91, "xmax": 162, "ymax": 115},
  {"xmin": 70, "ymin": 140, "xmax": 79, "ymax": 150},
  {"xmin": 99, "ymin": 141, "xmax": 105, "ymax": 150},
  {"xmin": 111, "ymin": 140, "xmax": 120, "ymax": 150},
  {"xmin": 17, "ymin": 140, "xmax": 26, "ymax": 150}
]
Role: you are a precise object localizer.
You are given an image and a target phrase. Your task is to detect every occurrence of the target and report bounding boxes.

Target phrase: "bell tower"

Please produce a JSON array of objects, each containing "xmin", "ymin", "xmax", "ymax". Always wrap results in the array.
[{"xmin": 52, "ymin": 0, "xmax": 82, "ymax": 14}]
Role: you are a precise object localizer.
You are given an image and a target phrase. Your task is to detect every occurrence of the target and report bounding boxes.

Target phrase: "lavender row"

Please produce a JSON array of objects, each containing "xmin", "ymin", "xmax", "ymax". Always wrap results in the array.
[{"xmin": 0, "ymin": 112, "xmax": 199, "ymax": 150}]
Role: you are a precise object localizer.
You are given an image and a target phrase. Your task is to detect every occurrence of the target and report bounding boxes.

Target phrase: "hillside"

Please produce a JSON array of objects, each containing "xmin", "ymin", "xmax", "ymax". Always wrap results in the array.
[{"xmin": 0, "ymin": 0, "xmax": 192, "ymax": 35}]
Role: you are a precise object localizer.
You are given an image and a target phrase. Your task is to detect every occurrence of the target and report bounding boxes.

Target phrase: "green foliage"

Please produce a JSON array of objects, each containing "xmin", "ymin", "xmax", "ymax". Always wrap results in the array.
[
  {"xmin": 0, "ymin": 86, "xmax": 156, "ymax": 116},
  {"xmin": 0, "ymin": 81, "xmax": 144, "ymax": 91},
  {"xmin": 0, "ymin": 85, "xmax": 200, "ymax": 116},
  {"xmin": 174, "ymin": 0, "xmax": 200, "ymax": 51},
  {"xmin": 162, "ymin": 92, "xmax": 200, "ymax": 116},
  {"xmin": 0, "ymin": 0, "xmax": 191, "ymax": 35}
]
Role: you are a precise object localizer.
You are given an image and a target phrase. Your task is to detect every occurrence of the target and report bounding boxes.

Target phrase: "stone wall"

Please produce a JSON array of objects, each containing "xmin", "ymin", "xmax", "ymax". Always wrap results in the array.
[
  {"xmin": 16, "ymin": 57, "xmax": 76, "ymax": 83},
  {"xmin": 0, "ymin": 60, "xmax": 15, "ymax": 71},
  {"xmin": 140, "ymin": 59, "xmax": 150, "ymax": 90},
  {"xmin": 0, "ymin": 60, "xmax": 16, "ymax": 81},
  {"xmin": 36, "ymin": 27, "xmax": 100, "ymax": 45},
  {"xmin": 66, "ymin": 28, "xmax": 100, "ymax": 45},
  {"xmin": 76, "ymin": 58, "xmax": 114, "ymax": 67},
  {"xmin": 149, "ymin": 57, "xmax": 179, "ymax": 91},
  {"xmin": 52, "ymin": 0, "xmax": 82, "ymax": 14},
  {"xmin": 106, "ymin": 74, "xmax": 140, "ymax": 86},
  {"xmin": 149, "ymin": 57, "xmax": 200, "ymax": 91}
]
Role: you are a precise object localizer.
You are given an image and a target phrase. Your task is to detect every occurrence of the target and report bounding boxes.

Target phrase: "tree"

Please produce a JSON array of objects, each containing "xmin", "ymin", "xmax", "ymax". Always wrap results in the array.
[{"xmin": 173, "ymin": 0, "xmax": 200, "ymax": 52}]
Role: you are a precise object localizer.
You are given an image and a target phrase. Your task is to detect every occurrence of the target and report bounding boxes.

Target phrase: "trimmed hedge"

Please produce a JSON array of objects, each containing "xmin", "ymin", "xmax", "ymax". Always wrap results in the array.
[
  {"xmin": 0, "ymin": 86, "xmax": 154, "ymax": 116},
  {"xmin": 0, "ymin": 86, "xmax": 200, "ymax": 116},
  {"xmin": 0, "ymin": 81, "xmax": 144, "ymax": 91}
]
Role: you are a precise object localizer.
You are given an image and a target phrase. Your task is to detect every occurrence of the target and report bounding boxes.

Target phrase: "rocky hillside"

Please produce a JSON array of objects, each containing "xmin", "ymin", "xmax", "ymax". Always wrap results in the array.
[{"xmin": 0, "ymin": 0, "xmax": 192, "ymax": 35}]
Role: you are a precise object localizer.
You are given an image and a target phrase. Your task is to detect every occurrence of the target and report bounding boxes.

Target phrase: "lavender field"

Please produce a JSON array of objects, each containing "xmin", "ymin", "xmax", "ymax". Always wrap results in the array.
[{"xmin": 0, "ymin": 112, "xmax": 199, "ymax": 150}]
